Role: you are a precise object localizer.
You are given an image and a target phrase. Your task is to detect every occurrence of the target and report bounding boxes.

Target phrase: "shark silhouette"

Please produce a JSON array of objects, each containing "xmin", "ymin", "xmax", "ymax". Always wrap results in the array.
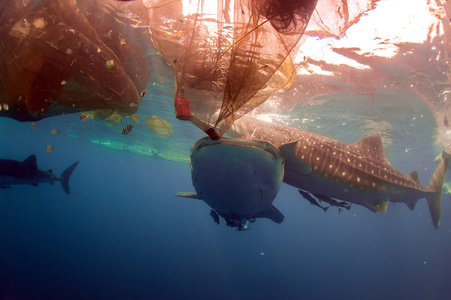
[
  {"xmin": 230, "ymin": 116, "xmax": 449, "ymax": 228},
  {"xmin": 0, "ymin": 155, "xmax": 79, "ymax": 194}
]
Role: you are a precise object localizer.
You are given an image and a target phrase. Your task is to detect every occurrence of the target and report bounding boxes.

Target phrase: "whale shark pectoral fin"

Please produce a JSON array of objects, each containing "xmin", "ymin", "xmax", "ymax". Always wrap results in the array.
[
  {"xmin": 279, "ymin": 141, "xmax": 312, "ymax": 175},
  {"xmin": 254, "ymin": 205, "xmax": 284, "ymax": 224},
  {"xmin": 175, "ymin": 192, "xmax": 199, "ymax": 199}
]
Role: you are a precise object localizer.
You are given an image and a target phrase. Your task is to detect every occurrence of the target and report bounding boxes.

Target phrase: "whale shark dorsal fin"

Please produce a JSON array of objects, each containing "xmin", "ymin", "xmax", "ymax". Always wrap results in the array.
[
  {"xmin": 23, "ymin": 155, "xmax": 38, "ymax": 170},
  {"xmin": 175, "ymin": 192, "xmax": 199, "ymax": 199},
  {"xmin": 408, "ymin": 170, "xmax": 421, "ymax": 185},
  {"xmin": 355, "ymin": 135, "xmax": 390, "ymax": 164},
  {"xmin": 254, "ymin": 205, "xmax": 284, "ymax": 223}
]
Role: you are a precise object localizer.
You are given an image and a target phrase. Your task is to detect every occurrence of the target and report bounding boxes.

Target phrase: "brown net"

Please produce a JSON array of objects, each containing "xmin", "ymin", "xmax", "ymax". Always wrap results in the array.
[
  {"xmin": 145, "ymin": 0, "xmax": 318, "ymax": 134},
  {"xmin": 305, "ymin": 0, "xmax": 378, "ymax": 38},
  {"xmin": 0, "ymin": 0, "xmax": 150, "ymax": 121}
]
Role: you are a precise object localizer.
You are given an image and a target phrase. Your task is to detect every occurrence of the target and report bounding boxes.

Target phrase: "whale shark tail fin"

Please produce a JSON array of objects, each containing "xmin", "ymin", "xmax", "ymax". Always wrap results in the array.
[
  {"xmin": 427, "ymin": 147, "xmax": 451, "ymax": 228},
  {"xmin": 60, "ymin": 161, "xmax": 79, "ymax": 194}
]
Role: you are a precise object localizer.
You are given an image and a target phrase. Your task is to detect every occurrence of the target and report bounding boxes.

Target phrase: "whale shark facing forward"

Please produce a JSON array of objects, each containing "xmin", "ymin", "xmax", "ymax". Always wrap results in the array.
[
  {"xmin": 0, "ymin": 155, "xmax": 79, "ymax": 194},
  {"xmin": 177, "ymin": 136, "xmax": 285, "ymax": 230},
  {"xmin": 230, "ymin": 116, "xmax": 450, "ymax": 228}
]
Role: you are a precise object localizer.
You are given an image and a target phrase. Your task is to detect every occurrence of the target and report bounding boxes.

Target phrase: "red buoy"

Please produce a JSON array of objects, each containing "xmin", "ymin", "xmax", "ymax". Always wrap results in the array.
[{"xmin": 174, "ymin": 97, "xmax": 192, "ymax": 120}]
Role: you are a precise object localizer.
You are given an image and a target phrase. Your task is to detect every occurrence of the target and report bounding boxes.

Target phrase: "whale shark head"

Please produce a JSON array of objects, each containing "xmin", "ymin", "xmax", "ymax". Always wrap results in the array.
[{"xmin": 181, "ymin": 136, "xmax": 285, "ymax": 228}]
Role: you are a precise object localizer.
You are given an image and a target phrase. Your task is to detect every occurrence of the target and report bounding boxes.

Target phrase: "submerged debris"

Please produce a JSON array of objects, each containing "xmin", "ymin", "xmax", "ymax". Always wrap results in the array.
[{"xmin": 145, "ymin": 115, "xmax": 173, "ymax": 138}]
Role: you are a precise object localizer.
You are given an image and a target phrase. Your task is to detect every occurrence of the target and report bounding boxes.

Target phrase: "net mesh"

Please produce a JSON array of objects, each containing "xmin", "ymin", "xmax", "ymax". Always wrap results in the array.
[
  {"xmin": 0, "ymin": 0, "xmax": 150, "ymax": 121},
  {"xmin": 145, "ymin": 0, "xmax": 317, "ymax": 134}
]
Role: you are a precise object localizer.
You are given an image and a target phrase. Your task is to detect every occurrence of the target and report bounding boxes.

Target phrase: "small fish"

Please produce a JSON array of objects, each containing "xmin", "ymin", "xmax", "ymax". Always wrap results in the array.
[
  {"xmin": 30, "ymin": 123, "xmax": 36, "ymax": 130},
  {"xmin": 141, "ymin": 90, "xmax": 147, "ymax": 97},
  {"xmin": 444, "ymin": 115, "xmax": 449, "ymax": 128},
  {"xmin": 316, "ymin": 194, "xmax": 351, "ymax": 211},
  {"xmin": 122, "ymin": 124, "xmax": 133, "ymax": 135},
  {"xmin": 298, "ymin": 190, "xmax": 329, "ymax": 213},
  {"xmin": 46, "ymin": 145, "xmax": 54, "ymax": 153},
  {"xmin": 51, "ymin": 129, "xmax": 59, "ymax": 135},
  {"xmin": 2, "ymin": 103, "xmax": 9, "ymax": 110},
  {"xmin": 80, "ymin": 113, "xmax": 88, "ymax": 120}
]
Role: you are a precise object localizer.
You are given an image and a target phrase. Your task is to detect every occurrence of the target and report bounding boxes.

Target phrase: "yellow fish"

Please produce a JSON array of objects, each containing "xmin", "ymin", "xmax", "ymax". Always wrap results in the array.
[
  {"xmin": 46, "ymin": 145, "xmax": 54, "ymax": 153},
  {"xmin": 30, "ymin": 123, "xmax": 36, "ymax": 130},
  {"xmin": 51, "ymin": 129, "xmax": 59, "ymax": 135}
]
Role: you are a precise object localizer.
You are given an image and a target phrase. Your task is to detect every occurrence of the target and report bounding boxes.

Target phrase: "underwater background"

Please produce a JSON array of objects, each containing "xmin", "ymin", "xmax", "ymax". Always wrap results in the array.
[
  {"xmin": 1, "ymin": 0, "xmax": 451, "ymax": 299},
  {"xmin": 1, "ymin": 80, "xmax": 451, "ymax": 300}
]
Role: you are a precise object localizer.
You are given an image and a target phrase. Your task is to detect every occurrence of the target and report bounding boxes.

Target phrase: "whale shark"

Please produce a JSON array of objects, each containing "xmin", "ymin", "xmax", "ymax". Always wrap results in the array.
[
  {"xmin": 229, "ymin": 116, "xmax": 449, "ymax": 228},
  {"xmin": 176, "ymin": 136, "xmax": 285, "ymax": 230},
  {"xmin": 0, "ymin": 155, "xmax": 79, "ymax": 194}
]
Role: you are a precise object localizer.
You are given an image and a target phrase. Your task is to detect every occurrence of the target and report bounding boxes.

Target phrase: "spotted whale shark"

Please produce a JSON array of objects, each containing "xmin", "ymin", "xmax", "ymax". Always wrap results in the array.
[
  {"xmin": 0, "ymin": 155, "xmax": 79, "ymax": 194},
  {"xmin": 230, "ymin": 116, "xmax": 449, "ymax": 228},
  {"xmin": 177, "ymin": 136, "xmax": 285, "ymax": 230}
]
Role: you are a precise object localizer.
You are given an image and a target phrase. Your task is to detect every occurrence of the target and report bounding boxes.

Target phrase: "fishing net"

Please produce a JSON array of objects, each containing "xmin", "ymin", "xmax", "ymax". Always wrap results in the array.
[
  {"xmin": 145, "ymin": 0, "xmax": 318, "ymax": 135},
  {"xmin": 0, "ymin": 0, "xmax": 150, "ymax": 121},
  {"xmin": 306, "ymin": 0, "xmax": 378, "ymax": 38}
]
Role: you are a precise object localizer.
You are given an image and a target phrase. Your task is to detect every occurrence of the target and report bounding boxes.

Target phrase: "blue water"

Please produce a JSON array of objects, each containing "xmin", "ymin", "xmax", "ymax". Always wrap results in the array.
[{"xmin": 1, "ymin": 101, "xmax": 451, "ymax": 300}]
